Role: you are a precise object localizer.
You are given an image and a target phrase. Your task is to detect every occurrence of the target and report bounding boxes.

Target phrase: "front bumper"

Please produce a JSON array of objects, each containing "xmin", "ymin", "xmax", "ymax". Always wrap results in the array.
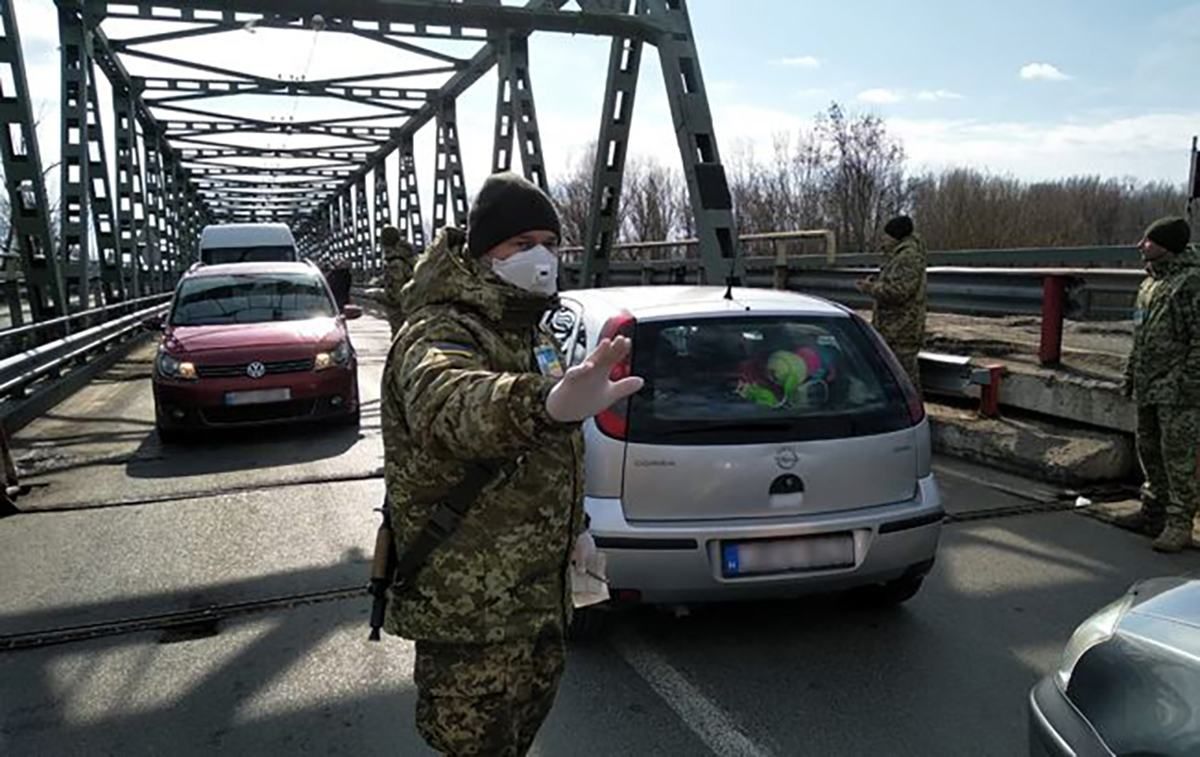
[
  {"xmin": 1028, "ymin": 676, "xmax": 1113, "ymax": 757},
  {"xmin": 586, "ymin": 474, "xmax": 944, "ymax": 604},
  {"xmin": 154, "ymin": 363, "xmax": 358, "ymax": 429}
]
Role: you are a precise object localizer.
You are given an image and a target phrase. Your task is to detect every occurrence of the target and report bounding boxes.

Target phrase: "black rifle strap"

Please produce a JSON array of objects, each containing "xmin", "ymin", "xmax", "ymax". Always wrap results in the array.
[{"xmin": 392, "ymin": 458, "xmax": 513, "ymax": 589}]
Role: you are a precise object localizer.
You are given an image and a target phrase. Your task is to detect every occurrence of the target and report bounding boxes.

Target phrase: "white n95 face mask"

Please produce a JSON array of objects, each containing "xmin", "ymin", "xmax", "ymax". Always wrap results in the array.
[{"xmin": 490, "ymin": 245, "xmax": 558, "ymax": 295}]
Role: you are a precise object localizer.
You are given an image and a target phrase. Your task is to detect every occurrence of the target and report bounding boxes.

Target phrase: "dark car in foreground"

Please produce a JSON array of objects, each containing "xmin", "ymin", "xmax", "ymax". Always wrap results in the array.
[
  {"xmin": 1029, "ymin": 576, "xmax": 1200, "ymax": 756},
  {"xmin": 150, "ymin": 261, "xmax": 361, "ymax": 441}
]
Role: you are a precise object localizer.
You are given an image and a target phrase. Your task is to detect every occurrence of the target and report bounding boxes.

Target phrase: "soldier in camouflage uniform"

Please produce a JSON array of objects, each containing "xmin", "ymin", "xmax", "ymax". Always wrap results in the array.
[
  {"xmin": 381, "ymin": 172, "xmax": 643, "ymax": 755},
  {"xmin": 857, "ymin": 215, "xmax": 928, "ymax": 392},
  {"xmin": 379, "ymin": 225, "xmax": 415, "ymax": 336},
  {"xmin": 1117, "ymin": 216, "xmax": 1199, "ymax": 552}
]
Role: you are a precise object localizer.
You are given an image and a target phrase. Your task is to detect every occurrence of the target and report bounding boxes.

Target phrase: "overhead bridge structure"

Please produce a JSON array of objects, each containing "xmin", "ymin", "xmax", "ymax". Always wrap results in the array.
[{"xmin": 0, "ymin": 0, "xmax": 741, "ymax": 330}]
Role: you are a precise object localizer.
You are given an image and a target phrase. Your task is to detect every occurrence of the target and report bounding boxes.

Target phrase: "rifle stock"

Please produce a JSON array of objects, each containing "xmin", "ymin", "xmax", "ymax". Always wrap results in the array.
[{"xmin": 367, "ymin": 500, "xmax": 396, "ymax": 642}]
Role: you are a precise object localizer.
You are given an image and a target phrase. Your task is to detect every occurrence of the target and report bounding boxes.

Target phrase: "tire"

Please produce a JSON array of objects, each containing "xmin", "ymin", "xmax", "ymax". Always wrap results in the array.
[
  {"xmin": 156, "ymin": 424, "xmax": 185, "ymax": 445},
  {"xmin": 859, "ymin": 574, "xmax": 925, "ymax": 606}
]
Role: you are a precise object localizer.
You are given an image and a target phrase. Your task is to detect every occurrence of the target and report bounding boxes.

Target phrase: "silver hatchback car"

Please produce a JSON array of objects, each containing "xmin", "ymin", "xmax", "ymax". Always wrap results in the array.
[{"xmin": 547, "ymin": 285, "xmax": 943, "ymax": 608}]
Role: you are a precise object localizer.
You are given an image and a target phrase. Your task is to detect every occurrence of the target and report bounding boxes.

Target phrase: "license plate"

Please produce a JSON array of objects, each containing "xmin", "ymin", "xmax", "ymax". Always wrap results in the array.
[
  {"xmin": 721, "ymin": 534, "xmax": 854, "ymax": 577},
  {"xmin": 224, "ymin": 388, "xmax": 291, "ymax": 406}
]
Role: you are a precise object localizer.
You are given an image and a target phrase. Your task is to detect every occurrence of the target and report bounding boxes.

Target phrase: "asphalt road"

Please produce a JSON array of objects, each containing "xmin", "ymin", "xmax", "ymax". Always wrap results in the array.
[{"xmin": 1, "ymin": 305, "xmax": 1197, "ymax": 757}]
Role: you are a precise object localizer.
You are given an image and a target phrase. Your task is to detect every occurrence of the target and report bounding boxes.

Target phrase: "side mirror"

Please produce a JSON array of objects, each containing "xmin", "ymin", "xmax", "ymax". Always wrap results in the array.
[
  {"xmin": 341, "ymin": 304, "xmax": 363, "ymax": 320},
  {"xmin": 141, "ymin": 314, "xmax": 165, "ymax": 332}
]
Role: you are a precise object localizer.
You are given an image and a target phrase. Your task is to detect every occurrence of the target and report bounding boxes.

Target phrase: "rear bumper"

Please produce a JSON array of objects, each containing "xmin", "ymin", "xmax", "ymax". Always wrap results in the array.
[
  {"xmin": 154, "ymin": 364, "xmax": 358, "ymax": 429},
  {"xmin": 1028, "ymin": 676, "xmax": 1113, "ymax": 757},
  {"xmin": 586, "ymin": 474, "xmax": 943, "ymax": 603}
]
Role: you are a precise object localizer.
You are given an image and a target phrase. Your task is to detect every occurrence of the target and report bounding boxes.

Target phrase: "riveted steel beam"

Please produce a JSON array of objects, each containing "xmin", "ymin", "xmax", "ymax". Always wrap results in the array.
[{"xmin": 0, "ymin": 0, "xmax": 66, "ymax": 323}]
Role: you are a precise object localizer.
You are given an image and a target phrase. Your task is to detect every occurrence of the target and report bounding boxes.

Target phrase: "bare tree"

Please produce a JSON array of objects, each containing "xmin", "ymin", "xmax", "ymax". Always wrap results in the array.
[{"xmin": 816, "ymin": 103, "xmax": 905, "ymax": 252}]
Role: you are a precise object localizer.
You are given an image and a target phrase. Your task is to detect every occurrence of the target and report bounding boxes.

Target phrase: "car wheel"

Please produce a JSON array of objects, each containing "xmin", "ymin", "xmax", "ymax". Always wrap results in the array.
[
  {"xmin": 860, "ymin": 574, "xmax": 925, "ymax": 606},
  {"xmin": 157, "ymin": 424, "xmax": 185, "ymax": 445},
  {"xmin": 566, "ymin": 606, "xmax": 609, "ymax": 642}
]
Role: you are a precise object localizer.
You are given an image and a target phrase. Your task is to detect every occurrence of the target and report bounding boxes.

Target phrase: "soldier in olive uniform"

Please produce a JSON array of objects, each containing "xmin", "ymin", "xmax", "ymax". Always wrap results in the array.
[
  {"xmin": 1117, "ymin": 216, "xmax": 1200, "ymax": 552},
  {"xmin": 380, "ymin": 172, "xmax": 644, "ymax": 755},
  {"xmin": 379, "ymin": 225, "xmax": 415, "ymax": 336},
  {"xmin": 857, "ymin": 215, "xmax": 928, "ymax": 392}
]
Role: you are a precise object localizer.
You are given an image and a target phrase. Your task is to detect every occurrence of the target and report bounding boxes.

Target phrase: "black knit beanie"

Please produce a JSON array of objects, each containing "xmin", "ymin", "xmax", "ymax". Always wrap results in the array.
[
  {"xmin": 884, "ymin": 215, "xmax": 914, "ymax": 241},
  {"xmin": 1144, "ymin": 216, "xmax": 1190, "ymax": 254},
  {"xmin": 467, "ymin": 171, "xmax": 561, "ymax": 258},
  {"xmin": 379, "ymin": 226, "xmax": 401, "ymax": 247}
]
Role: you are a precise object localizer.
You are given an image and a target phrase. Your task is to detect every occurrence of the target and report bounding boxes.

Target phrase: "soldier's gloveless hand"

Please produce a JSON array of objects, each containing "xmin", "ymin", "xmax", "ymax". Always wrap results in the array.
[{"xmin": 545, "ymin": 336, "xmax": 645, "ymax": 423}]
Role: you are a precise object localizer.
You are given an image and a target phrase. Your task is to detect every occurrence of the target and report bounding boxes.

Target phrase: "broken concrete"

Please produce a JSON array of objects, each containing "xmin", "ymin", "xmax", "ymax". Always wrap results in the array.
[{"xmin": 928, "ymin": 403, "xmax": 1136, "ymax": 486}]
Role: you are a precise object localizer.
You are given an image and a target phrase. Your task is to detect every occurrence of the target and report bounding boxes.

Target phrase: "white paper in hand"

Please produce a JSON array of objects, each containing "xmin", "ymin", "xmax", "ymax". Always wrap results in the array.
[{"xmin": 570, "ymin": 531, "xmax": 610, "ymax": 608}]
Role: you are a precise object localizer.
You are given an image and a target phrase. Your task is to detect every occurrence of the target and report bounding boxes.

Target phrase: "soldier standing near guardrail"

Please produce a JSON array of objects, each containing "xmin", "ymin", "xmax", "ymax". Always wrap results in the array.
[
  {"xmin": 379, "ymin": 225, "xmax": 414, "ymax": 336},
  {"xmin": 1117, "ymin": 216, "xmax": 1200, "ymax": 553},
  {"xmin": 379, "ymin": 171, "xmax": 644, "ymax": 755},
  {"xmin": 856, "ymin": 215, "xmax": 928, "ymax": 393}
]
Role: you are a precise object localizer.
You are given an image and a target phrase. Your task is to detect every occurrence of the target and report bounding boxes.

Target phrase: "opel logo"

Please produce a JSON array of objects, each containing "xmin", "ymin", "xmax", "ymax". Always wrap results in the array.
[
  {"xmin": 246, "ymin": 361, "xmax": 266, "ymax": 379},
  {"xmin": 775, "ymin": 447, "xmax": 799, "ymax": 470}
]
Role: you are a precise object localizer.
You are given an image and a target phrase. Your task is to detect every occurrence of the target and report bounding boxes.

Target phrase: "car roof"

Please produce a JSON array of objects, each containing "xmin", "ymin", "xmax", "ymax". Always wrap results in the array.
[
  {"xmin": 182, "ymin": 262, "xmax": 320, "ymax": 279},
  {"xmin": 559, "ymin": 285, "xmax": 848, "ymax": 320},
  {"xmin": 199, "ymin": 223, "xmax": 295, "ymax": 248}
]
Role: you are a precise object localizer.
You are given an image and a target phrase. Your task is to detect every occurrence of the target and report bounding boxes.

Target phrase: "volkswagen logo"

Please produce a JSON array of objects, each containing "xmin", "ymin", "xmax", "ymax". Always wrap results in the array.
[
  {"xmin": 775, "ymin": 447, "xmax": 799, "ymax": 470},
  {"xmin": 246, "ymin": 361, "xmax": 266, "ymax": 379}
]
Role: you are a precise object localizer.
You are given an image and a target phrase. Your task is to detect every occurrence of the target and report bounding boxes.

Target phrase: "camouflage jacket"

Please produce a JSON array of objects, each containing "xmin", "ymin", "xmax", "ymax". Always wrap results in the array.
[
  {"xmin": 1125, "ymin": 247, "xmax": 1200, "ymax": 405},
  {"xmin": 382, "ymin": 243, "xmax": 415, "ymax": 316},
  {"xmin": 381, "ymin": 227, "xmax": 585, "ymax": 645},
  {"xmin": 865, "ymin": 234, "xmax": 927, "ymax": 352}
]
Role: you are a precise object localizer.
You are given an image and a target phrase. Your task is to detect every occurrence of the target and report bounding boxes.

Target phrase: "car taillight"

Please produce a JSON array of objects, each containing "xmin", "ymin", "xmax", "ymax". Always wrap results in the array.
[
  {"xmin": 851, "ymin": 312, "xmax": 925, "ymax": 425},
  {"xmin": 595, "ymin": 310, "xmax": 637, "ymax": 439}
]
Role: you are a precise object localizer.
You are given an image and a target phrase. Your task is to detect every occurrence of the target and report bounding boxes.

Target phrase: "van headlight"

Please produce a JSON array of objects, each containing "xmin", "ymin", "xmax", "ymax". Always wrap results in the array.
[
  {"xmin": 315, "ymin": 340, "xmax": 351, "ymax": 371},
  {"xmin": 1055, "ymin": 592, "xmax": 1133, "ymax": 690},
  {"xmin": 157, "ymin": 351, "xmax": 197, "ymax": 381}
]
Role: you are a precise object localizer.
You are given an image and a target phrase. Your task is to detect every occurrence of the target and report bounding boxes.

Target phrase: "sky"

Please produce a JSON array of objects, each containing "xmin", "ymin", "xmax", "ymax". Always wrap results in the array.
[{"xmin": 10, "ymin": 0, "xmax": 1200, "ymax": 229}]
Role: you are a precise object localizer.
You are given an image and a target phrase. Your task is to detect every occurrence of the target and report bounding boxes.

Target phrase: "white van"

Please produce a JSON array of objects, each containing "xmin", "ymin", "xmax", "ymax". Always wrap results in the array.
[{"xmin": 198, "ymin": 223, "xmax": 299, "ymax": 265}]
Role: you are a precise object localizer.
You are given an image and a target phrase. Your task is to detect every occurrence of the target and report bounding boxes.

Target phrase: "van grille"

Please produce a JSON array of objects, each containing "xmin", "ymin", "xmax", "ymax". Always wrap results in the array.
[{"xmin": 196, "ymin": 358, "xmax": 315, "ymax": 378}]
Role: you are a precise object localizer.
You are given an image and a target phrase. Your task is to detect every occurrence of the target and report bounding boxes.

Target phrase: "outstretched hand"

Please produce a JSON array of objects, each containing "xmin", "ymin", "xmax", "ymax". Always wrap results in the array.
[{"xmin": 545, "ymin": 336, "xmax": 645, "ymax": 423}]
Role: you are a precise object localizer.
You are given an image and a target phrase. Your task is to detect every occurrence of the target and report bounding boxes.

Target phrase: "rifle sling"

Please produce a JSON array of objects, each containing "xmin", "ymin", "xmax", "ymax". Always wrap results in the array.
[{"xmin": 392, "ymin": 459, "xmax": 512, "ymax": 589}]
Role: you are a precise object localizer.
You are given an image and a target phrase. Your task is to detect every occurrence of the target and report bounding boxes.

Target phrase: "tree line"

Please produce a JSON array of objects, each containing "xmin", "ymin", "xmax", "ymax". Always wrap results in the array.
[{"xmin": 550, "ymin": 103, "xmax": 1188, "ymax": 255}]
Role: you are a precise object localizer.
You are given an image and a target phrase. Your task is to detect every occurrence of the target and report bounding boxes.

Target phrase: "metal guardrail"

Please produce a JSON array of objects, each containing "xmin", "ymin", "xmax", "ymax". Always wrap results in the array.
[
  {"xmin": 0, "ymin": 294, "xmax": 173, "ymax": 360},
  {"xmin": 0, "ymin": 299, "xmax": 169, "ymax": 403},
  {"xmin": 561, "ymin": 259, "xmax": 1142, "ymax": 321}
]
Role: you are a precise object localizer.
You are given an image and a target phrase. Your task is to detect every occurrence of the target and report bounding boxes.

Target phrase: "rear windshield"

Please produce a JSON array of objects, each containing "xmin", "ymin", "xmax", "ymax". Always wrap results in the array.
[
  {"xmin": 627, "ymin": 315, "xmax": 911, "ymax": 444},
  {"xmin": 201, "ymin": 245, "xmax": 296, "ymax": 265},
  {"xmin": 171, "ymin": 273, "xmax": 335, "ymax": 326}
]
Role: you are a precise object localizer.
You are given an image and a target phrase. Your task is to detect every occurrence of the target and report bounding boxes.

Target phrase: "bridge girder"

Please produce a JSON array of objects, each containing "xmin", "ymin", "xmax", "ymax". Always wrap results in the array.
[{"xmin": 0, "ymin": 0, "xmax": 738, "ymax": 327}]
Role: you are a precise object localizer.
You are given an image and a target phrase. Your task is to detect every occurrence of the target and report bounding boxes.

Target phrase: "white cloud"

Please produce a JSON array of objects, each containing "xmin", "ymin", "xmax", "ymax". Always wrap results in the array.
[
  {"xmin": 889, "ymin": 111, "xmax": 1196, "ymax": 182},
  {"xmin": 1019, "ymin": 63, "xmax": 1072, "ymax": 81},
  {"xmin": 916, "ymin": 89, "xmax": 964, "ymax": 102},
  {"xmin": 857, "ymin": 88, "xmax": 903, "ymax": 104},
  {"xmin": 796, "ymin": 87, "xmax": 830, "ymax": 98},
  {"xmin": 776, "ymin": 56, "xmax": 821, "ymax": 69}
]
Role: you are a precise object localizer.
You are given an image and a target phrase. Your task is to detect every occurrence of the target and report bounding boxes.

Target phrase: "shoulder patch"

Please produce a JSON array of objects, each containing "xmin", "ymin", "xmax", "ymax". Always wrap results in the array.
[{"xmin": 429, "ymin": 341, "xmax": 476, "ymax": 360}]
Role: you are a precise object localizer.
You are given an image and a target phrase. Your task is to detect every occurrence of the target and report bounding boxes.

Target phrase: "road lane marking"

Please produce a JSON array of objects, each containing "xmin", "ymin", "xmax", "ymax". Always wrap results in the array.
[{"xmin": 612, "ymin": 630, "xmax": 774, "ymax": 757}]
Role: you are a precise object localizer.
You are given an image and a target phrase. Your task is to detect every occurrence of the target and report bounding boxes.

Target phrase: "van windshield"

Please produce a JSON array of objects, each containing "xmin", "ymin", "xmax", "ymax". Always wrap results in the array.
[
  {"xmin": 171, "ymin": 273, "xmax": 335, "ymax": 326},
  {"xmin": 627, "ymin": 315, "xmax": 911, "ymax": 444},
  {"xmin": 202, "ymin": 246, "xmax": 296, "ymax": 265}
]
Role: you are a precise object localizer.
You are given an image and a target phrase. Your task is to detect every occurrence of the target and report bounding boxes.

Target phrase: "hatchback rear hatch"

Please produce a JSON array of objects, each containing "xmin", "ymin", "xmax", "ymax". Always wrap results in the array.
[{"xmin": 600, "ymin": 309, "xmax": 924, "ymax": 522}]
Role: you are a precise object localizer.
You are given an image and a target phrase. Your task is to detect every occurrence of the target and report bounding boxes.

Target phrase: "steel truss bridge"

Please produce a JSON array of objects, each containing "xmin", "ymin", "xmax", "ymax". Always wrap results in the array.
[{"xmin": 0, "ymin": 0, "xmax": 741, "ymax": 329}]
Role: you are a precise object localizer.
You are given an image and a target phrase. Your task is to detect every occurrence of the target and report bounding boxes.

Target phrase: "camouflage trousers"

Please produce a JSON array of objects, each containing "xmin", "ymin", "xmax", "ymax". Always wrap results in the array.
[
  {"xmin": 1136, "ymin": 404, "xmax": 1200, "ymax": 524},
  {"xmin": 890, "ymin": 346, "xmax": 922, "ymax": 396},
  {"xmin": 413, "ymin": 626, "xmax": 566, "ymax": 756}
]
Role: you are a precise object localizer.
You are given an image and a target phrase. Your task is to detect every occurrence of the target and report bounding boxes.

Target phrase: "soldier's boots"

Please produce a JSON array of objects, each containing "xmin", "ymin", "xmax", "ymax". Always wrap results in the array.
[
  {"xmin": 1151, "ymin": 519, "xmax": 1194, "ymax": 553},
  {"xmin": 1111, "ymin": 507, "xmax": 1166, "ymax": 537}
]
